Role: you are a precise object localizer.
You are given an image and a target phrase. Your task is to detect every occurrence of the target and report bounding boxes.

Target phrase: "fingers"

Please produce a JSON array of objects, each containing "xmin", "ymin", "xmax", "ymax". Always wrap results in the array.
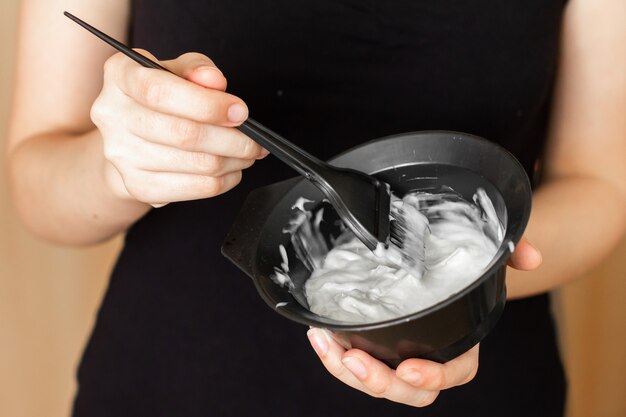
[
  {"xmin": 123, "ymin": 103, "xmax": 266, "ymax": 159},
  {"xmin": 94, "ymin": 50, "xmax": 264, "ymax": 206},
  {"xmin": 396, "ymin": 344, "xmax": 480, "ymax": 391},
  {"xmin": 341, "ymin": 349, "xmax": 440, "ymax": 407},
  {"xmin": 507, "ymin": 236, "xmax": 542, "ymax": 271},
  {"xmin": 104, "ymin": 51, "xmax": 248, "ymax": 126},
  {"xmin": 308, "ymin": 328, "xmax": 477, "ymax": 408},
  {"xmin": 162, "ymin": 52, "xmax": 228, "ymax": 91},
  {"xmin": 125, "ymin": 140, "xmax": 256, "ymax": 177},
  {"xmin": 118, "ymin": 169, "xmax": 243, "ymax": 205},
  {"xmin": 105, "ymin": 154, "xmax": 244, "ymax": 205},
  {"xmin": 307, "ymin": 328, "xmax": 370, "ymax": 394}
]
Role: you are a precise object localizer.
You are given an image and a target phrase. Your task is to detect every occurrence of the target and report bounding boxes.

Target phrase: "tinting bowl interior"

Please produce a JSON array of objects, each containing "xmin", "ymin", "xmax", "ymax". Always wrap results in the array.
[{"xmin": 222, "ymin": 131, "xmax": 531, "ymax": 366}]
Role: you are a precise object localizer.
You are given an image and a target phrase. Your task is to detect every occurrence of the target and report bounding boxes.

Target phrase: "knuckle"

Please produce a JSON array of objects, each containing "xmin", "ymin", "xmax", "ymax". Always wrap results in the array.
[
  {"xmin": 361, "ymin": 370, "xmax": 392, "ymax": 396},
  {"xmin": 202, "ymin": 175, "xmax": 223, "ymax": 196},
  {"xmin": 220, "ymin": 171, "xmax": 243, "ymax": 195},
  {"xmin": 200, "ymin": 99, "xmax": 220, "ymax": 122},
  {"xmin": 102, "ymin": 53, "xmax": 121, "ymax": 77},
  {"xmin": 367, "ymin": 380, "xmax": 390, "ymax": 396},
  {"xmin": 90, "ymin": 92, "xmax": 123, "ymax": 129},
  {"xmin": 432, "ymin": 370, "xmax": 447, "ymax": 390},
  {"xmin": 461, "ymin": 363, "xmax": 479, "ymax": 385},
  {"xmin": 103, "ymin": 52, "xmax": 132, "ymax": 85},
  {"xmin": 102, "ymin": 143, "xmax": 126, "ymax": 165},
  {"xmin": 138, "ymin": 71, "xmax": 167, "ymax": 106},
  {"xmin": 242, "ymin": 159, "xmax": 256, "ymax": 170},
  {"xmin": 318, "ymin": 354, "xmax": 350, "ymax": 381},
  {"xmin": 101, "ymin": 144, "xmax": 116, "ymax": 161},
  {"xmin": 90, "ymin": 98, "xmax": 109, "ymax": 126},
  {"xmin": 326, "ymin": 362, "xmax": 344, "ymax": 377},
  {"xmin": 239, "ymin": 137, "xmax": 259, "ymax": 159},
  {"xmin": 194, "ymin": 153, "xmax": 223, "ymax": 175},
  {"xmin": 174, "ymin": 120, "xmax": 202, "ymax": 150},
  {"xmin": 328, "ymin": 361, "xmax": 354, "ymax": 382},
  {"xmin": 145, "ymin": 82, "xmax": 166, "ymax": 107},
  {"xmin": 413, "ymin": 391, "xmax": 439, "ymax": 408},
  {"xmin": 101, "ymin": 133, "xmax": 137, "ymax": 167}
]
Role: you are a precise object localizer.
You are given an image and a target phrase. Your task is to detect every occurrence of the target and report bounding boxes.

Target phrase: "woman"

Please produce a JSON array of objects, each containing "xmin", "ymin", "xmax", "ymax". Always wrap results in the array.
[{"xmin": 7, "ymin": 0, "xmax": 626, "ymax": 416}]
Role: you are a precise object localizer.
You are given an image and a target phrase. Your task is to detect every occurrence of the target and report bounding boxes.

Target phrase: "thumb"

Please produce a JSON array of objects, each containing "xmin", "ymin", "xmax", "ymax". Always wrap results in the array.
[
  {"xmin": 161, "ymin": 52, "xmax": 228, "ymax": 91},
  {"xmin": 507, "ymin": 236, "xmax": 542, "ymax": 271}
]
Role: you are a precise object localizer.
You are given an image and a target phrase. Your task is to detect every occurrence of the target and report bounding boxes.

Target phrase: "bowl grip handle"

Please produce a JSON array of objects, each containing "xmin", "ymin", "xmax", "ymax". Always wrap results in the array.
[{"xmin": 221, "ymin": 177, "xmax": 301, "ymax": 278}]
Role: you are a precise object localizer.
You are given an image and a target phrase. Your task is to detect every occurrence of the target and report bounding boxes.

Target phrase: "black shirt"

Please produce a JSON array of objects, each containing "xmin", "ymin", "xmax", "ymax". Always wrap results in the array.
[{"xmin": 73, "ymin": 1, "xmax": 567, "ymax": 416}]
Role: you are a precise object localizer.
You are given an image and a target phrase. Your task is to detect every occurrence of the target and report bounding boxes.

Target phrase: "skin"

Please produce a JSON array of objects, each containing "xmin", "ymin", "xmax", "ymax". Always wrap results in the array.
[{"xmin": 6, "ymin": 0, "xmax": 626, "ymax": 408}]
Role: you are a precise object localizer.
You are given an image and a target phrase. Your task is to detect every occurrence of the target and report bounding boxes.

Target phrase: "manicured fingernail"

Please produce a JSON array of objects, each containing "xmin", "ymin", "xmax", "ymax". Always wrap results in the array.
[
  {"xmin": 228, "ymin": 103, "xmax": 248, "ymax": 123},
  {"xmin": 307, "ymin": 329, "xmax": 329, "ymax": 357},
  {"xmin": 399, "ymin": 369, "xmax": 423, "ymax": 385},
  {"xmin": 342, "ymin": 357, "xmax": 367, "ymax": 379}
]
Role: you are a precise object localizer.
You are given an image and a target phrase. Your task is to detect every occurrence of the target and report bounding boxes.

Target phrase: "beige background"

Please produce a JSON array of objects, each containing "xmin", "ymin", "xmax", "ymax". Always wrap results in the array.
[{"xmin": 1, "ymin": 1, "xmax": 625, "ymax": 416}]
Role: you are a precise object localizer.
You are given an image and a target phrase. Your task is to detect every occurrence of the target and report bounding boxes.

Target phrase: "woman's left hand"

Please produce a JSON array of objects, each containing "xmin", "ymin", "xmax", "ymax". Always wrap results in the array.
[
  {"xmin": 506, "ymin": 236, "xmax": 542, "ymax": 271},
  {"xmin": 307, "ymin": 234, "xmax": 541, "ymax": 407},
  {"xmin": 307, "ymin": 328, "xmax": 479, "ymax": 407}
]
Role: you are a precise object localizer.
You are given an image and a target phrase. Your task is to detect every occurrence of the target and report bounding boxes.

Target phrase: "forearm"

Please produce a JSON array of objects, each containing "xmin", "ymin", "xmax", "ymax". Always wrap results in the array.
[
  {"xmin": 506, "ymin": 176, "xmax": 626, "ymax": 299},
  {"xmin": 7, "ymin": 129, "xmax": 149, "ymax": 245}
]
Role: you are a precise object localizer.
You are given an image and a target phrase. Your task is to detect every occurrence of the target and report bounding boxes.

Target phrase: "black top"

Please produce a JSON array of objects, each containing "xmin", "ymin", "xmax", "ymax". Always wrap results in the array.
[{"xmin": 73, "ymin": 1, "xmax": 567, "ymax": 416}]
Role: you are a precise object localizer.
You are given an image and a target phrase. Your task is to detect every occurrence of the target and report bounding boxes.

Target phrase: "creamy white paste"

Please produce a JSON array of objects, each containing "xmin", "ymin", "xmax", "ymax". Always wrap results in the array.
[{"xmin": 274, "ymin": 189, "xmax": 504, "ymax": 323}]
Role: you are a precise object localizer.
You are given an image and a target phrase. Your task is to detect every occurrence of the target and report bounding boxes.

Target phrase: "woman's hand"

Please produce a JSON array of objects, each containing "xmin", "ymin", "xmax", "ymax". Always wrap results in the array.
[
  {"xmin": 91, "ymin": 51, "xmax": 267, "ymax": 207},
  {"xmin": 307, "ymin": 236, "xmax": 542, "ymax": 407},
  {"xmin": 507, "ymin": 236, "xmax": 542, "ymax": 271},
  {"xmin": 307, "ymin": 328, "xmax": 479, "ymax": 407}
]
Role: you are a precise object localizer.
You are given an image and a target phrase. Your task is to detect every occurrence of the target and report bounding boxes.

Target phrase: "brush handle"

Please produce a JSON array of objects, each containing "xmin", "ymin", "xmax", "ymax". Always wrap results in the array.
[
  {"xmin": 64, "ymin": 11, "xmax": 331, "ymax": 180},
  {"xmin": 237, "ymin": 120, "xmax": 332, "ymax": 180}
]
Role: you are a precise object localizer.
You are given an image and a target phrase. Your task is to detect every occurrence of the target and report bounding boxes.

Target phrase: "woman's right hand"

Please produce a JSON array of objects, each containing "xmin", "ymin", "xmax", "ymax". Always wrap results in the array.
[{"xmin": 91, "ymin": 50, "xmax": 267, "ymax": 208}]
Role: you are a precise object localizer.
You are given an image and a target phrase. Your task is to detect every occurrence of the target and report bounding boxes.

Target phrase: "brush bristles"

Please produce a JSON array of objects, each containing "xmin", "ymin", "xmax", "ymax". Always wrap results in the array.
[{"xmin": 389, "ymin": 210, "xmax": 428, "ymax": 269}]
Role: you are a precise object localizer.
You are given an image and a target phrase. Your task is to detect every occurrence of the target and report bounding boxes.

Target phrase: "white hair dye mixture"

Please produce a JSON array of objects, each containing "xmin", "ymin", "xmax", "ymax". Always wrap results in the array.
[{"xmin": 273, "ymin": 189, "xmax": 504, "ymax": 323}]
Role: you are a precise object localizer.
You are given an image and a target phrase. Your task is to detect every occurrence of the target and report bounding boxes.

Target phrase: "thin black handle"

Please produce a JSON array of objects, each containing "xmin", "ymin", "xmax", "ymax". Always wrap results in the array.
[
  {"xmin": 237, "ymin": 119, "xmax": 330, "ymax": 180},
  {"xmin": 64, "ymin": 11, "xmax": 330, "ymax": 180},
  {"xmin": 64, "ymin": 12, "xmax": 169, "ymax": 72}
]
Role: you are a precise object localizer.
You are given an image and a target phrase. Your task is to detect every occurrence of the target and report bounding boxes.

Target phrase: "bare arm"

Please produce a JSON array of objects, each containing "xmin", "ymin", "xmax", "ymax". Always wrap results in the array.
[
  {"xmin": 506, "ymin": 0, "xmax": 626, "ymax": 298},
  {"xmin": 6, "ymin": 0, "xmax": 262, "ymax": 245},
  {"xmin": 6, "ymin": 0, "xmax": 141, "ymax": 244}
]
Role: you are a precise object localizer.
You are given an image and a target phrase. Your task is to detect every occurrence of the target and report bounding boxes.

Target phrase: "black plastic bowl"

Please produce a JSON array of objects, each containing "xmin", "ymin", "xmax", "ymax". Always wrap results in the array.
[{"xmin": 222, "ymin": 131, "xmax": 531, "ymax": 367}]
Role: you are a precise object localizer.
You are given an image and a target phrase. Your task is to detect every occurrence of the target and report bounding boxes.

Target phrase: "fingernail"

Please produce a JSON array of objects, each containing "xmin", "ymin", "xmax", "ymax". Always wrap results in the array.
[
  {"xmin": 228, "ymin": 103, "xmax": 248, "ymax": 123},
  {"xmin": 151, "ymin": 203, "xmax": 168, "ymax": 209},
  {"xmin": 342, "ymin": 356, "xmax": 367, "ymax": 379},
  {"xmin": 192, "ymin": 66, "xmax": 223, "ymax": 85},
  {"xmin": 257, "ymin": 148, "xmax": 270, "ymax": 159},
  {"xmin": 307, "ymin": 329, "xmax": 329, "ymax": 357},
  {"xmin": 196, "ymin": 65, "xmax": 223, "ymax": 77},
  {"xmin": 196, "ymin": 65, "xmax": 224, "ymax": 75},
  {"xmin": 399, "ymin": 369, "xmax": 423, "ymax": 385}
]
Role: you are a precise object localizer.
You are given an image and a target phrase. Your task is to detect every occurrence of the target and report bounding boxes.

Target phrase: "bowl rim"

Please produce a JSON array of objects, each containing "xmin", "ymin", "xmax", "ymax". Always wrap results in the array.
[{"xmin": 252, "ymin": 130, "xmax": 532, "ymax": 331}]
